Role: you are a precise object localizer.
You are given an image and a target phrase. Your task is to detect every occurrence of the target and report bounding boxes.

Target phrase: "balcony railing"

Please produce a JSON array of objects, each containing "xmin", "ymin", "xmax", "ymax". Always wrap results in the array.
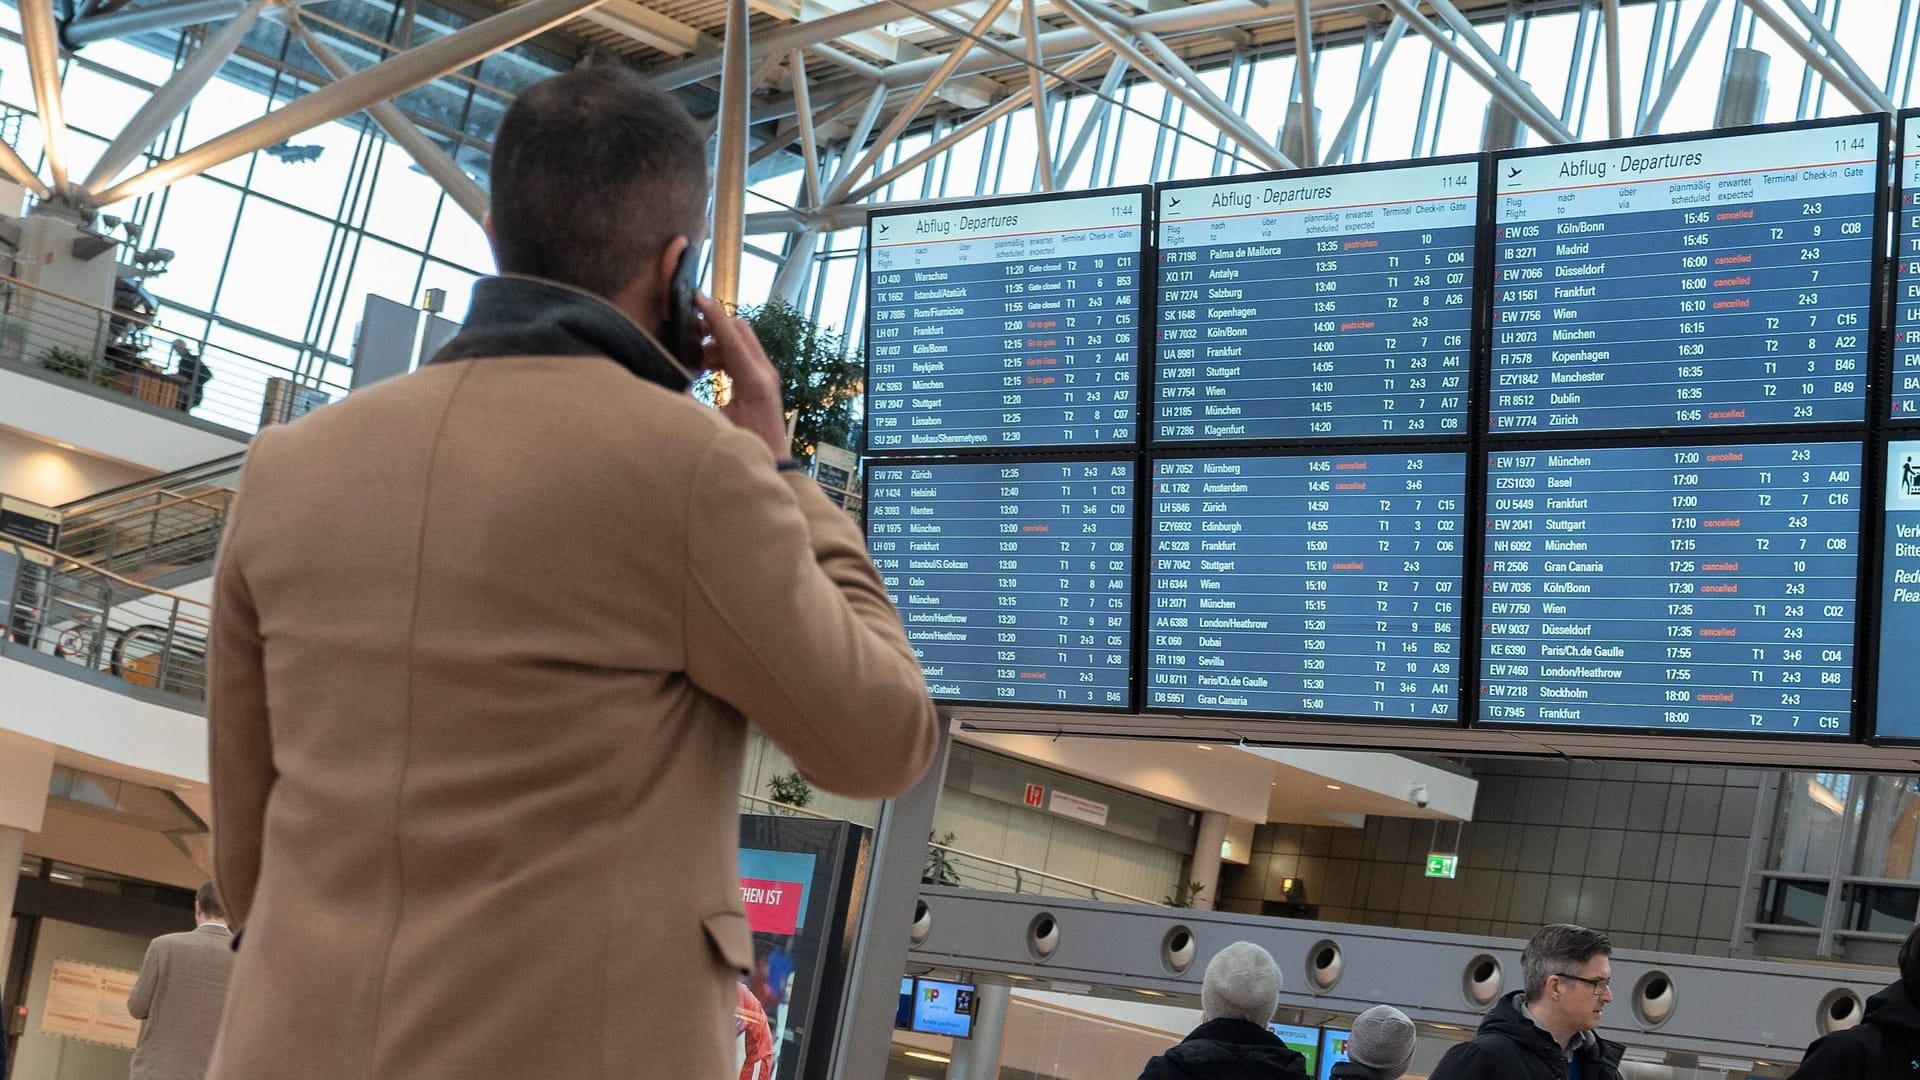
[
  {"xmin": 0, "ymin": 270, "xmax": 345, "ymax": 435},
  {"xmin": 1, "ymin": 534, "xmax": 207, "ymax": 704},
  {"xmin": 55, "ymin": 454, "xmax": 245, "ymax": 580}
]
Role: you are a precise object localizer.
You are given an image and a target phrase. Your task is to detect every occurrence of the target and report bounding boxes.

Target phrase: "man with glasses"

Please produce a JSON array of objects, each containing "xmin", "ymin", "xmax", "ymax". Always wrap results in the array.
[{"xmin": 1430, "ymin": 923, "xmax": 1624, "ymax": 1080}]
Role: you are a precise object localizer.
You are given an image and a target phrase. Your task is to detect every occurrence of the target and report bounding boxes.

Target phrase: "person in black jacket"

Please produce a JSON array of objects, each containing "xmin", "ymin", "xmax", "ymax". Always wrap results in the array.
[
  {"xmin": 1429, "ymin": 924, "xmax": 1625, "ymax": 1080},
  {"xmin": 1789, "ymin": 922, "xmax": 1920, "ymax": 1079},
  {"xmin": 1138, "ymin": 941, "xmax": 1312, "ymax": 1080}
]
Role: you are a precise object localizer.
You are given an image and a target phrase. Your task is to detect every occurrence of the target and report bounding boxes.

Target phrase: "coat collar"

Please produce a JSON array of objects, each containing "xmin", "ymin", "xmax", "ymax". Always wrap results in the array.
[{"xmin": 427, "ymin": 274, "xmax": 692, "ymax": 392}]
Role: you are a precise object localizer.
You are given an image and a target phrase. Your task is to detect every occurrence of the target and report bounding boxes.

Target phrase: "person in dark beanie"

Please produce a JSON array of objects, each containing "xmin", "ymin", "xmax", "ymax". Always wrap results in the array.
[
  {"xmin": 1430, "ymin": 924, "xmax": 1624, "ymax": 1080},
  {"xmin": 1139, "ymin": 941, "xmax": 1311, "ymax": 1080},
  {"xmin": 1789, "ymin": 923, "xmax": 1920, "ymax": 1078},
  {"xmin": 1333, "ymin": 1005, "xmax": 1418, "ymax": 1080}
]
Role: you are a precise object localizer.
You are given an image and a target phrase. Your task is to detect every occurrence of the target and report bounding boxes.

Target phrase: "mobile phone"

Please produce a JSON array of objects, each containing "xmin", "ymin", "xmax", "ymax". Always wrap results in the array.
[{"xmin": 660, "ymin": 246, "xmax": 706, "ymax": 375}]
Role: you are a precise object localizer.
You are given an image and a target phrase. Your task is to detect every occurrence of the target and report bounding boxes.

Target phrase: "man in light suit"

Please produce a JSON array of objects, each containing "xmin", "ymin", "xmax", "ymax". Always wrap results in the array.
[
  {"xmin": 204, "ymin": 65, "xmax": 939, "ymax": 1080},
  {"xmin": 128, "ymin": 883, "xmax": 233, "ymax": 1080}
]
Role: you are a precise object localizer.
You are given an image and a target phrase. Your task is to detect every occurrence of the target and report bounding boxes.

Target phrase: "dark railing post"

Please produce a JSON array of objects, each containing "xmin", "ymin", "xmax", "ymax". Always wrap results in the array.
[{"xmin": 155, "ymin": 599, "xmax": 180, "ymax": 694}]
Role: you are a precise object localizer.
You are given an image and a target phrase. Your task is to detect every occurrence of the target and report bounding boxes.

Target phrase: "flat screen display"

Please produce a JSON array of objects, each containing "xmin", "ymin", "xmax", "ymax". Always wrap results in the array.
[
  {"xmin": 1318, "ymin": 1028, "xmax": 1353, "ymax": 1080},
  {"xmin": 1271, "ymin": 1023, "xmax": 1321, "ymax": 1075},
  {"xmin": 1155, "ymin": 158, "xmax": 1479, "ymax": 442},
  {"xmin": 1877, "ymin": 440, "xmax": 1920, "ymax": 739},
  {"xmin": 866, "ymin": 458, "xmax": 1135, "ymax": 708},
  {"xmin": 1146, "ymin": 451, "xmax": 1467, "ymax": 720},
  {"xmin": 1894, "ymin": 113, "xmax": 1920, "ymax": 421},
  {"xmin": 910, "ymin": 979, "xmax": 975, "ymax": 1038},
  {"xmin": 896, "ymin": 977, "xmax": 916, "ymax": 1028},
  {"xmin": 1479, "ymin": 441, "xmax": 1862, "ymax": 734},
  {"xmin": 1489, "ymin": 119, "xmax": 1881, "ymax": 434},
  {"xmin": 866, "ymin": 189, "xmax": 1147, "ymax": 452}
]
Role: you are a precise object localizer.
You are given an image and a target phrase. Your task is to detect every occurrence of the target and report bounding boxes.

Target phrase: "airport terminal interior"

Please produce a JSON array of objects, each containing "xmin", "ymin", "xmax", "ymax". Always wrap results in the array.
[{"xmin": 7, "ymin": 0, "xmax": 1920, "ymax": 1076}]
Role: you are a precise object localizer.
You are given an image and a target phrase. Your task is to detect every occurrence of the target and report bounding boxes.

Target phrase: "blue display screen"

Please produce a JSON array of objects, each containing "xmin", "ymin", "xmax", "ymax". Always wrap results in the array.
[
  {"xmin": 866, "ymin": 191, "xmax": 1146, "ymax": 452},
  {"xmin": 1145, "ymin": 452, "xmax": 1466, "ymax": 720},
  {"xmin": 910, "ymin": 979, "xmax": 975, "ymax": 1038},
  {"xmin": 1489, "ymin": 121, "xmax": 1879, "ymax": 434},
  {"xmin": 1155, "ymin": 160, "xmax": 1478, "ymax": 442},
  {"xmin": 866, "ymin": 459, "xmax": 1136, "ymax": 708},
  {"xmin": 896, "ymin": 977, "xmax": 916, "ymax": 1028},
  {"xmin": 1318, "ymin": 1028, "xmax": 1353, "ymax": 1080},
  {"xmin": 1895, "ymin": 115, "xmax": 1920, "ymax": 421},
  {"xmin": 1877, "ymin": 441, "xmax": 1920, "ymax": 738},
  {"xmin": 1479, "ymin": 441, "xmax": 1862, "ymax": 734},
  {"xmin": 1271, "ymin": 1023, "xmax": 1321, "ymax": 1075}
]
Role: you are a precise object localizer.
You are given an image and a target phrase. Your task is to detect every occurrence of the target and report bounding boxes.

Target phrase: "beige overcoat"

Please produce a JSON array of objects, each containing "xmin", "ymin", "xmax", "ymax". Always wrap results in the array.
[{"xmin": 205, "ymin": 355, "xmax": 938, "ymax": 1080}]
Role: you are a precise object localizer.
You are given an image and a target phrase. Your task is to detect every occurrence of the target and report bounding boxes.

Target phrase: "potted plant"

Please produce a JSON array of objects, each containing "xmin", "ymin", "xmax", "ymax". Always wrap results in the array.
[
  {"xmin": 1163, "ymin": 881, "xmax": 1207, "ymax": 908},
  {"xmin": 923, "ymin": 831, "xmax": 961, "ymax": 887},
  {"xmin": 766, "ymin": 771, "xmax": 813, "ymax": 813}
]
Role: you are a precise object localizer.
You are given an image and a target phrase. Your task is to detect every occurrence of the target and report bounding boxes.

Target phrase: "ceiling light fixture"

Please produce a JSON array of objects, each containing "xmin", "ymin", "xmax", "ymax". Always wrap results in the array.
[
  {"xmin": 904, "ymin": 1051, "xmax": 951, "ymax": 1064},
  {"xmin": 1325, "ymin": 784, "xmax": 1342, "ymax": 791}
]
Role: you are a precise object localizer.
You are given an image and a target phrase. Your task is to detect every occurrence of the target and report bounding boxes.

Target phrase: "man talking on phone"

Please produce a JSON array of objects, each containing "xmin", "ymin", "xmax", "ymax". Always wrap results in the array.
[{"xmin": 205, "ymin": 65, "xmax": 939, "ymax": 1080}]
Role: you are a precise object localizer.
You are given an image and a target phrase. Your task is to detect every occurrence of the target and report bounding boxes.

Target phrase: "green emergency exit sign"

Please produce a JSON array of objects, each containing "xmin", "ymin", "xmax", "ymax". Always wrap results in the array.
[{"xmin": 1425, "ymin": 854, "xmax": 1459, "ymax": 879}]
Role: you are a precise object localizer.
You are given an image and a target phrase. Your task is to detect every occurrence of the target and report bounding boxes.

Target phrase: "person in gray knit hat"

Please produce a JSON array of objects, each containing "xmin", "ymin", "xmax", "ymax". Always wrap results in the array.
[
  {"xmin": 1331, "ymin": 1006, "xmax": 1418, "ymax": 1080},
  {"xmin": 1137, "ymin": 942, "xmax": 1312, "ymax": 1080}
]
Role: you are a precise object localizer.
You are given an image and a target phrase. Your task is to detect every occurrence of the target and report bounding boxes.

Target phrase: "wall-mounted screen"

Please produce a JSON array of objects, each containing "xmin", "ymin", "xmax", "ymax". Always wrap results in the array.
[
  {"xmin": 896, "ymin": 977, "xmax": 916, "ymax": 1028},
  {"xmin": 1489, "ymin": 118, "xmax": 1882, "ymax": 434},
  {"xmin": 910, "ymin": 979, "xmax": 975, "ymax": 1038},
  {"xmin": 866, "ymin": 458, "xmax": 1135, "ymax": 708},
  {"xmin": 1146, "ymin": 451, "xmax": 1466, "ymax": 720},
  {"xmin": 1479, "ymin": 441, "xmax": 1862, "ymax": 735},
  {"xmin": 1317, "ymin": 1028, "xmax": 1353, "ymax": 1080},
  {"xmin": 1894, "ymin": 112, "xmax": 1920, "ymax": 422},
  {"xmin": 1271, "ymin": 1023, "xmax": 1321, "ymax": 1076},
  {"xmin": 1877, "ymin": 440, "xmax": 1920, "ymax": 739},
  {"xmin": 1154, "ymin": 159, "xmax": 1479, "ymax": 443},
  {"xmin": 866, "ymin": 189, "xmax": 1147, "ymax": 453}
]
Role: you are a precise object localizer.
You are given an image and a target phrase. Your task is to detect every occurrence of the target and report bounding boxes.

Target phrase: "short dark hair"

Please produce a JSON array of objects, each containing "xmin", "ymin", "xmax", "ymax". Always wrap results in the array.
[
  {"xmin": 1522, "ymin": 923, "xmax": 1611, "ymax": 1000},
  {"xmin": 488, "ymin": 65, "xmax": 708, "ymax": 300},
  {"xmin": 1900, "ymin": 923, "xmax": 1920, "ymax": 999},
  {"xmin": 195, "ymin": 881, "xmax": 226, "ymax": 920}
]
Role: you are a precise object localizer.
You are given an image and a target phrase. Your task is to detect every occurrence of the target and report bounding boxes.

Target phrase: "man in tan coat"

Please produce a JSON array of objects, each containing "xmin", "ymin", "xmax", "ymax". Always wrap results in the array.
[
  {"xmin": 128, "ymin": 883, "xmax": 234, "ymax": 1080},
  {"xmin": 205, "ymin": 66, "xmax": 939, "ymax": 1080}
]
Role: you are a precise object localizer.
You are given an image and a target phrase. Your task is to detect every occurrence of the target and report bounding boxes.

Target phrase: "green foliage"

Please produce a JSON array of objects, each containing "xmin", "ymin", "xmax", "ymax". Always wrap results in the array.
[
  {"xmin": 924, "ymin": 831, "xmax": 961, "ymax": 887},
  {"xmin": 41, "ymin": 345, "xmax": 102, "ymax": 385},
  {"xmin": 741, "ymin": 300, "xmax": 864, "ymax": 464},
  {"xmin": 1163, "ymin": 881, "xmax": 1207, "ymax": 908},
  {"xmin": 767, "ymin": 771, "xmax": 814, "ymax": 810}
]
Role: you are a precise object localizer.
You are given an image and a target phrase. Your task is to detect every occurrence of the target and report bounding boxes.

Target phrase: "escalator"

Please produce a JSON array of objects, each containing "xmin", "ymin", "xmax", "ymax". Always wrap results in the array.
[{"xmin": 52, "ymin": 450, "xmax": 244, "ymax": 586}]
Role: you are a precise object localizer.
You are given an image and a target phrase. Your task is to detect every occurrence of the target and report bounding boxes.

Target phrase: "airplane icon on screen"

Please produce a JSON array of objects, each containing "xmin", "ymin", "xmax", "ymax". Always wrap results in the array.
[{"xmin": 1506, "ymin": 165, "xmax": 1522, "ymax": 181}]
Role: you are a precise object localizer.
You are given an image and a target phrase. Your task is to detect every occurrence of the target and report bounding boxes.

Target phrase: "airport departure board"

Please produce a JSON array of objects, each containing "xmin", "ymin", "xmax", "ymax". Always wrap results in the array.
[
  {"xmin": 1490, "ymin": 120, "xmax": 1882, "ymax": 434},
  {"xmin": 1878, "ymin": 441, "xmax": 1920, "ymax": 739},
  {"xmin": 1155, "ymin": 159, "xmax": 1479, "ymax": 442},
  {"xmin": 866, "ymin": 459, "xmax": 1135, "ymax": 708},
  {"xmin": 1894, "ymin": 113, "xmax": 1920, "ymax": 421},
  {"xmin": 1479, "ymin": 441, "xmax": 1862, "ymax": 735},
  {"xmin": 866, "ymin": 190, "xmax": 1147, "ymax": 453},
  {"xmin": 1145, "ymin": 452, "xmax": 1467, "ymax": 720}
]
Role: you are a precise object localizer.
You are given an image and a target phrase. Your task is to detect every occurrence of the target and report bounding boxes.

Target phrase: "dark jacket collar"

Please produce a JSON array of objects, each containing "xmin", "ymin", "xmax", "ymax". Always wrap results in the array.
[
  {"xmin": 1480, "ymin": 991, "xmax": 1622, "ymax": 1068},
  {"xmin": 1184, "ymin": 1018, "xmax": 1288, "ymax": 1048},
  {"xmin": 1865, "ymin": 981, "xmax": 1920, "ymax": 1038},
  {"xmin": 427, "ymin": 274, "xmax": 691, "ymax": 392}
]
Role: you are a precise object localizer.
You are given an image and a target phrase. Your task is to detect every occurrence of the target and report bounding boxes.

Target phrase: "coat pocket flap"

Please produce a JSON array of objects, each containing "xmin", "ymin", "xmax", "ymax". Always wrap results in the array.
[{"xmin": 702, "ymin": 911, "xmax": 754, "ymax": 975}]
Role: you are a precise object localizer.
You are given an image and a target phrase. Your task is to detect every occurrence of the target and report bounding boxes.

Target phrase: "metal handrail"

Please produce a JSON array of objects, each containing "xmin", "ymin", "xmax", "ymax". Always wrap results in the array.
[
  {"xmin": 928, "ymin": 842, "xmax": 1167, "ymax": 907},
  {"xmin": 57, "ymin": 452, "xmax": 247, "ymax": 517},
  {"xmin": 0, "ymin": 534, "xmax": 210, "ymax": 704},
  {"xmin": 0, "ymin": 269, "xmax": 345, "ymax": 434},
  {"xmin": 737, "ymin": 792, "xmax": 844, "ymax": 821}
]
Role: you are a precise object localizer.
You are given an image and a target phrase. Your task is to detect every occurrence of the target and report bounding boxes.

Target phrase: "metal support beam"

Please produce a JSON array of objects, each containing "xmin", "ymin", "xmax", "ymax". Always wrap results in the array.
[
  {"xmin": 293, "ymin": 21, "xmax": 486, "ymax": 223},
  {"xmin": 1055, "ymin": 52, "xmax": 1128, "ymax": 183},
  {"xmin": 1602, "ymin": 0, "xmax": 1624, "ymax": 138},
  {"xmin": 62, "ymin": 0, "xmax": 241, "ymax": 48},
  {"xmin": 0, "ymin": 138, "xmax": 48, "ymax": 199},
  {"xmin": 1638, "ymin": 0, "xmax": 1725, "ymax": 135},
  {"xmin": 1291, "ymin": 0, "xmax": 1317, "ymax": 166},
  {"xmin": 91, "ymin": 0, "xmax": 610, "ymax": 206},
  {"xmin": 1326, "ymin": 15, "xmax": 1405, "ymax": 164},
  {"xmin": 827, "ymin": 82, "xmax": 888, "ymax": 193},
  {"xmin": 85, "ymin": 0, "xmax": 265, "ymax": 190},
  {"xmin": 842, "ymin": 43, "xmax": 1112, "ymax": 203},
  {"xmin": 1128, "ymin": 26, "xmax": 1296, "ymax": 170},
  {"xmin": 713, "ymin": 0, "xmax": 750, "ymax": 308},
  {"xmin": 1380, "ymin": 0, "xmax": 1575, "ymax": 144},
  {"xmin": 1766, "ymin": 0, "xmax": 1896, "ymax": 112},
  {"xmin": 1396, "ymin": 0, "xmax": 1576, "ymax": 142},
  {"xmin": 21, "ymin": 0, "xmax": 72, "ymax": 193},
  {"xmin": 1023, "ymin": 0, "xmax": 1053, "ymax": 191},
  {"xmin": 577, "ymin": 0, "xmax": 716, "ymax": 56},
  {"xmin": 791, "ymin": 49, "xmax": 823, "ymax": 209},
  {"xmin": 768, "ymin": 227, "xmax": 818, "ymax": 303},
  {"xmin": 824, "ymin": 0, "xmax": 1018, "ymax": 204},
  {"xmin": 651, "ymin": 0, "xmax": 980, "ymax": 89}
]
